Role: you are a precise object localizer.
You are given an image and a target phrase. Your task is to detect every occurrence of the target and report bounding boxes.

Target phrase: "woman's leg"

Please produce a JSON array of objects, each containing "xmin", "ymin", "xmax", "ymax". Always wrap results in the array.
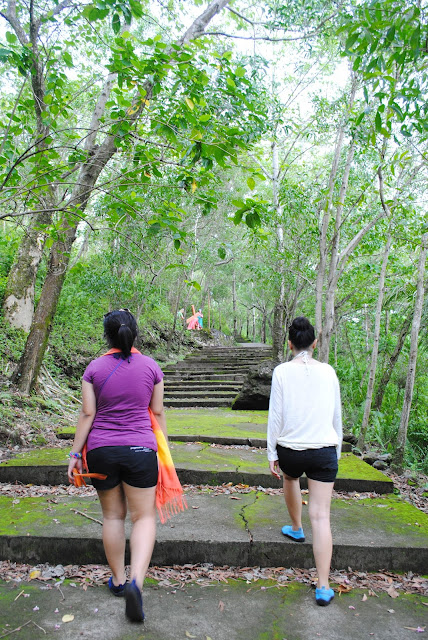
[
  {"xmin": 97, "ymin": 485, "xmax": 127, "ymax": 586},
  {"xmin": 122, "ymin": 484, "xmax": 157, "ymax": 589},
  {"xmin": 307, "ymin": 479, "xmax": 334, "ymax": 588},
  {"xmin": 283, "ymin": 475, "xmax": 303, "ymax": 530}
]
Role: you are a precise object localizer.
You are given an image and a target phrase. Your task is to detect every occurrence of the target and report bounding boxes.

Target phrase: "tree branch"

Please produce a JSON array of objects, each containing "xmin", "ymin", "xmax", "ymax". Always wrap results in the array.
[
  {"xmin": 204, "ymin": 16, "xmax": 338, "ymax": 43},
  {"xmin": 178, "ymin": 0, "xmax": 231, "ymax": 44},
  {"xmin": 35, "ymin": 0, "xmax": 74, "ymax": 31},
  {"xmin": 1, "ymin": 0, "xmax": 29, "ymax": 44}
]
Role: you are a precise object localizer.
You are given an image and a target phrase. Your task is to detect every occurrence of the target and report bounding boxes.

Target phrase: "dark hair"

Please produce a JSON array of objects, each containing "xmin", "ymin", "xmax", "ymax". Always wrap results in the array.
[
  {"xmin": 288, "ymin": 316, "xmax": 316, "ymax": 350},
  {"xmin": 103, "ymin": 309, "xmax": 138, "ymax": 359}
]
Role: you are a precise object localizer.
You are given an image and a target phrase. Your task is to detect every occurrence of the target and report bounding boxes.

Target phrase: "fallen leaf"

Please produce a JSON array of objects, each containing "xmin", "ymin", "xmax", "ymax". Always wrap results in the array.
[
  {"xmin": 348, "ymin": 605, "xmax": 355, "ymax": 610},
  {"xmin": 29, "ymin": 569, "xmax": 41, "ymax": 580},
  {"xmin": 230, "ymin": 497, "xmax": 241, "ymax": 500},
  {"xmin": 62, "ymin": 614, "xmax": 74, "ymax": 623},
  {"xmin": 387, "ymin": 609, "xmax": 395, "ymax": 613},
  {"xmin": 387, "ymin": 585, "xmax": 400, "ymax": 599},
  {"xmin": 191, "ymin": 506, "xmax": 199, "ymax": 509},
  {"xmin": 218, "ymin": 600, "xmax": 225, "ymax": 612},
  {"xmin": 403, "ymin": 627, "xmax": 425, "ymax": 633},
  {"xmin": 185, "ymin": 633, "xmax": 197, "ymax": 639},
  {"xmin": 337, "ymin": 584, "xmax": 352, "ymax": 595},
  {"xmin": 361, "ymin": 594, "xmax": 367, "ymax": 602}
]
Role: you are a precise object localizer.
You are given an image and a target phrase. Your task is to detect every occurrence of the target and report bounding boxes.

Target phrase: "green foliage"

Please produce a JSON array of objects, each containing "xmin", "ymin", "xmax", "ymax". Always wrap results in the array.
[
  {"xmin": 0, "ymin": 226, "xmax": 20, "ymax": 301},
  {"xmin": 339, "ymin": 0, "xmax": 427, "ymax": 139},
  {"xmin": 0, "ymin": 0, "xmax": 426, "ymax": 470},
  {"xmin": 0, "ymin": 316, "xmax": 27, "ymax": 366}
]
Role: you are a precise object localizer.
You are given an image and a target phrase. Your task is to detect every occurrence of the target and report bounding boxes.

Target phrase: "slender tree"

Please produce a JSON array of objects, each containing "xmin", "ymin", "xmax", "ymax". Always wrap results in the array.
[{"xmin": 393, "ymin": 233, "xmax": 428, "ymax": 471}]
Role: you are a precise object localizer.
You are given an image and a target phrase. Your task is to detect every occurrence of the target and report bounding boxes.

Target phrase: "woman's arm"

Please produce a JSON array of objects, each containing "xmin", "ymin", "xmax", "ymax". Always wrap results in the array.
[
  {"xmin": 333, "ymin": 373, "xmax": 343, "ymax": 460},
  {"xmin": 150, "ymin": 379, "xmax": 167, "ymax": 440},
  {"xmin": 67, "ymin": 380, "xmax": 96, "ymax": 482},
  {"xmin": 267, "ymin": 368, "xmax": 283, "ymax": 475}
]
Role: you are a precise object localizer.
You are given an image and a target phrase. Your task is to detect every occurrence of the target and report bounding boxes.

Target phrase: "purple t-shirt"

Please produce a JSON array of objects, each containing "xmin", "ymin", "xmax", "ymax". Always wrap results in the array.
[{"xmin": 83, "ymin": 352, "xmax": 164, "ymax": 452}]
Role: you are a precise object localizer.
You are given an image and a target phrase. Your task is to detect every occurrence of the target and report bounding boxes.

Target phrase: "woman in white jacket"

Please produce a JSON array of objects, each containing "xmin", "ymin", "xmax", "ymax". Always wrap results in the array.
[{"xmin": 267, "ymin": 317, "xmax": 342, "ymax": 606}]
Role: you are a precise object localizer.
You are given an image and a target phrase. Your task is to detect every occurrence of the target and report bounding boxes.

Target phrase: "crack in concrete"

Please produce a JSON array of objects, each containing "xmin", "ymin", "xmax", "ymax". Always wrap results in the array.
[{"xmin": 239, "ymin": 491, "xmax": 260, "ymax": 544}]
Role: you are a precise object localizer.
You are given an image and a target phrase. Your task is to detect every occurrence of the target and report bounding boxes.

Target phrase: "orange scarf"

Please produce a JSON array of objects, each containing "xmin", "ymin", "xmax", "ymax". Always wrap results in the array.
[{"xmin": 74, "ymin": 347, "xmax": 187, "ymax": 523}]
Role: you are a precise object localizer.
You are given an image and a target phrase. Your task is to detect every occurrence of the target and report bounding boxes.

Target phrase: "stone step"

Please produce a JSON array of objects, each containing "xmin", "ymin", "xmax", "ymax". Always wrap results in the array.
[
  {"xmin": 196, "ymin": 345, "xmax": 272, "ymax": 355},
  {"xmin": 164, "ymin": 364, "xmax": 259, "ymax": 373},
  {"xmin": 179, "ymin": 354, "xmax": 266, "ymax": 364},
  {"xmin": 164, "ymin": 398, "xmax": 235, "ymax": 408},
  {"xmin": 52, "ymin": 430, "xmax": 351, "ymax": 454},
  {"xmin": 164, "ymin": 390, "xmax": 238, "ymax": 398},
  {"xmin": 0, "ymin": 447, "xmax": 393, "ymax": 493},
  {"xmin": 0, "ymin": 491, "xmax": 426, "ymax": 572},
  {"xmin": 163, "ymin": 373, "xmax": 245, "ymax": 382},
  {"xmin": 164, "ymin": 383, "xmax": 242, "ymax": 391}
]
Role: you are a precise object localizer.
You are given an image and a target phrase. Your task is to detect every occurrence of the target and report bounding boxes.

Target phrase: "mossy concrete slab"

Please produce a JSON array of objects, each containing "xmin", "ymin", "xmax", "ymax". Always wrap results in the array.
[
  {"xmin": 0, "ymin": 445, "xmax": 392, "ymax": 493},
  {"xmin": 1, "ymin": 579, "xmax": 425, "ymax": 640},
  {"xmin": 243, "ymin": 493, "xmax": 428, "ymax": 573},
  {"xmin": 55, "ymin": 409, "xmax": 354, "ymax": 452},
  {"xmin": 0, "ymin": 492, "xmax": 426, "ymax": 571}
]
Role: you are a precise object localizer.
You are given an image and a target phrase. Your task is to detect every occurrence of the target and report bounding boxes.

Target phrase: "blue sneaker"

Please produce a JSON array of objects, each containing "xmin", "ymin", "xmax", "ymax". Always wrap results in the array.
[
  {"xmin": 125, "ymin": 579, "xmax": 145, "ymax": 622},
  {"xmin": 281, "ymin": 525, "xmax": 305, "ymax": 542},
  {"xmin": 108, "ymin": 576, "xmax": 126, "ymax": 597},
  {"xmin": 315, "ymin": 586, "xmax": 335, "ymax": 606}
]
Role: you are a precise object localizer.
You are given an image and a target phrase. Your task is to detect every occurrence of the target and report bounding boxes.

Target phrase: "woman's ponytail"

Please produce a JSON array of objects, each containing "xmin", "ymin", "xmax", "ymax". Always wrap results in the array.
[
  {"xmin": 117, "ymin": 324, "xmax": 134, "ymax": 359},
  {"xmin": 103, "ymin": 309, "xmax": 138, "ymax": 359}
]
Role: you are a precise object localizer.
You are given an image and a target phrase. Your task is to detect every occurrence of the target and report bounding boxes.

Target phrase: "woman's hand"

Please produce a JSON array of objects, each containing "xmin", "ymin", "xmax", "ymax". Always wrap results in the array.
[
  {"xmin": 67, "ymin": 456, "xmax": 83, "ymax": 484},
  {"xmin": 269, "ymin": 459, "xmax": 281, "ymax": 479}
]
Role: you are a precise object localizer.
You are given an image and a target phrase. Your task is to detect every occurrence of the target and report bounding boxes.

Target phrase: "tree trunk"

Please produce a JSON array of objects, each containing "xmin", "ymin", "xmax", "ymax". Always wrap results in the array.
[
  {"xmin": 252, "ymin": 305, "xmax": 256, "ymax": 341},
  {"xmin": 2, "ymin": 3, "xmax": 56, "ymax": 330},
  {"xmin": 316, "ymin": 77, "xmax": 357, "ymax": 359},
  {"xmin": 12, "ymin": 220, "xmax": 78, "ymax": 392},
  {"xmin": 10, "ymin": 0, "xmax": 231, "ymax": 392},
  {"xmin": 373, "ymin": 307, "xmax": 414, "ymax": 411},
  {"xmin": 207, "ymin": 289, "xmax": 211, "ymax": 329},
  {"xmin": 271, "ymin": 140, "xmax": 286, "ymax": 361},
  {"xmin": 232, "ymin": 271, "xmax": 238, "ymax": 336},
  {"xmin": 392, "ymin": 233, "xmax": 427, "ymax": 471},
  {"xmin": 166, "ymin": 277, "xmax": 182, "ymax": 356},
  {"xmin": 319, "ymin": 139, "xmax": 355, "ymax": 362},
  {"xmin": 315, "ymin": 126, "xmax": 346, "ymax": 352},
  {"xmin": 2, "ymin": 211, "xmax": 51, "ymax": 330},
  {"xmin": 357, "ymin": 233, "xmax": 392, "ymax": 450},
  {"xmin": 261, "ymin": 309, "xmax": 267, "ymax": 343}
]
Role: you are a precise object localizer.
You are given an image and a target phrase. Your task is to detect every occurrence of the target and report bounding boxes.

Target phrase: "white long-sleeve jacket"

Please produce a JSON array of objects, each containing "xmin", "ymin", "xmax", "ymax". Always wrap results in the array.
[{"xmin": 267, "ymin": 361, "xmax": 343, "ymax": 462}]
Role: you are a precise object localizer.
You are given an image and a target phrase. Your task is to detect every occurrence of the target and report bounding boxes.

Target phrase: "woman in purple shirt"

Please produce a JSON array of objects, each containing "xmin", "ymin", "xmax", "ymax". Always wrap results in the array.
[{"xmin": 67, "ymin": 309, "xmax": 165, "ymax": 622}]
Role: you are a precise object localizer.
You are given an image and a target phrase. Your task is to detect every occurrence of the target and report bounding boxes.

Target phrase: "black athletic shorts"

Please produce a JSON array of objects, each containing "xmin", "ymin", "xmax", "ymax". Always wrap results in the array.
[
  {"xmin": 86, "ymin": 446, "xmax": 158, "ymax": 490},
  {"xmin": 276, "ymin": 445, "xmax": 338, "ymax": 483}
]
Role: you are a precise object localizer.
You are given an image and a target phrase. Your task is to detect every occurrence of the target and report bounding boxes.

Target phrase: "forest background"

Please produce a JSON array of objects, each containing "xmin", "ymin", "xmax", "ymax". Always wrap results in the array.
[{"xmin": 0, "ymin": 0, "xmax": 426, "ymax": 472}]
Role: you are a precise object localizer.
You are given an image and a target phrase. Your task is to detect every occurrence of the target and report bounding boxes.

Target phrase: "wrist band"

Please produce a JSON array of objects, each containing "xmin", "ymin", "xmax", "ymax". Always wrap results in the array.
[{"xmin": 68, "ymin": 452, "xmax": 82, "ymax": 459}]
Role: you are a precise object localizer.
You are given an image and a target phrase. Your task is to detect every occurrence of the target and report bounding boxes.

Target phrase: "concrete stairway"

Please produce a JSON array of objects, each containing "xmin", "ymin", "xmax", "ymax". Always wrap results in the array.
[
  {"xmin": 1, "ymin": 407, "xmax": 427, "ymax": 574},
  {"xmin": 163, "ymin": 344, "xmax": 273, "ymax": 408}
]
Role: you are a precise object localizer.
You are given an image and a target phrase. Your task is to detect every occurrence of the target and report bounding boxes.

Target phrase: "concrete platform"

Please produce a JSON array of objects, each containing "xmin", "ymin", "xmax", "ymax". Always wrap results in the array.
[
  {"xmin": 0, "ymin": 491, "xmax": 426, "ymax": 572},
  {"xmin": 2, "ymin": 578, "xmax": 425, "ymax": 640},
  {"xmin": 0, "ymin": 447, "xmax": 392, "ymax": 493}
]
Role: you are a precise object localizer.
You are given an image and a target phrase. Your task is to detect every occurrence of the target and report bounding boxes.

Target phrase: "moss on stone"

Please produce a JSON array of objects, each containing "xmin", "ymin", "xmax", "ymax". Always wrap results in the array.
[
  {"xmin": 240, "ymin": 492, "xmax": 428, "ymax": 542},
  {"xmin": 0, "ymin": 495, "xmax": 101, "ymax": 535},
  {"xmin": 1, "ymin": 446, "xmax": 392, "ymax": 493},
  {"xmin": 337, "ymin": 453, "xmax": 393, "ymax": 482},
  {"xmin": 333, "ymin": 494, "xmax": 428, "ymax": 537},
  {"xmin": 55, "ymin": 408, "xmax": 269, "ymax": 440},
  {"xmin": 0, "ymin": 447, "xmax": 68, "ymax": 467}
]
